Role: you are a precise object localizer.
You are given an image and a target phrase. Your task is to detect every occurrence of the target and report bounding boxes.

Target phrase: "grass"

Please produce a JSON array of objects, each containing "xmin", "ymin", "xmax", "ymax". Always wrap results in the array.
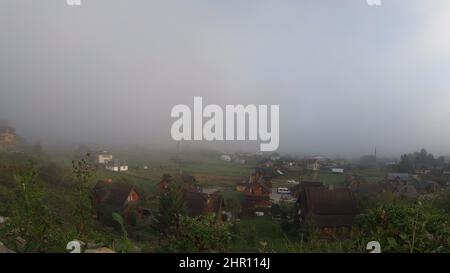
[
  {"xmin": 273, "ymin": 172, "xmax": 346, "ymax": 187},
  {"xmin": 231, "ymin": 215, "xmax": 286, "ymax": 252}
]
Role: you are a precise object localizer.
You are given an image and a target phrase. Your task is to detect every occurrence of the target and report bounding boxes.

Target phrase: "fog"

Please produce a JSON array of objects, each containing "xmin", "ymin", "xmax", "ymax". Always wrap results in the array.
[{"xmin": 1, "ymin": 0, "xmax": 450, "ymax": 157}]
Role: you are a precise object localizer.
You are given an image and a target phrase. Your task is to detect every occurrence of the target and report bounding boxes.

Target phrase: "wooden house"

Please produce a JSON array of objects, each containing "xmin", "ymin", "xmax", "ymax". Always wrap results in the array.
[
  {"xmin": 291, "ymin": 180, "xmax": 324, "ymax": 198},
  {"xmin": 242, "ymin": 168, "xmax": 273, "ymax": 214},
  {"xmin": 90, "ymin": 179, "xmax": 141, "ymax": 223},
  {"xmin": 297, "ymin": 187, "xmax": 358, "ymax": 229}
]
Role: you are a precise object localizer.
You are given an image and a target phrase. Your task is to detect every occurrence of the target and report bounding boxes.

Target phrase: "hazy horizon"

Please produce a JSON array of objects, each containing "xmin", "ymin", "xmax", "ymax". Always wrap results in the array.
[{"xmin": 1, "ymin": 1, "xmax": 450, "ymax": 158}]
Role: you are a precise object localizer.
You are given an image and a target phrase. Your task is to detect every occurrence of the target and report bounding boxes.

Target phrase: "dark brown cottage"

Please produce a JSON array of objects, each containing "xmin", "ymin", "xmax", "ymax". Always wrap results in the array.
[
  {"xmin": 90, "ymin": 179, "xmax": 141, "ymax": 222},
  {"xmin": 297, "ymin": 187, "xmax": 358, "ymax": 229},
  {"xmin": 291, "ymin": 181, "xmax": 324, "ymax": 198}
]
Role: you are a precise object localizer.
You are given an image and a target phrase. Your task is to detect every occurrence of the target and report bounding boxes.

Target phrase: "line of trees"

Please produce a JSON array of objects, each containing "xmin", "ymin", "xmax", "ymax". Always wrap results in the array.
[{"xmin": 393, "ymin": 149, "xmax": 447, "ymax": 173}]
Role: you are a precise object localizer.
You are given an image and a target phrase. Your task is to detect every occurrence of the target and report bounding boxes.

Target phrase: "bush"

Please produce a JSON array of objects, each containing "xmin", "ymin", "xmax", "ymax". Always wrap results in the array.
[
  {"xmin": 163, "ymin": 214, "xmax": 231, "ymax": 253},
  {"xmin": 356, "ymin": 199, "xmax": 449, "ymax": 253},
  {"xmin": 0, "ymin": 161, "xmax": 67, "ymax": 252}
]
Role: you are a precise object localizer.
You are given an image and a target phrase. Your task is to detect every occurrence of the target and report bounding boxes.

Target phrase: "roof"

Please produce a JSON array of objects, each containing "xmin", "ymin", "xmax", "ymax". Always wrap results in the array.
[
  {"xmin": 91, "ymin": 180, "xmax": 139, "ymax": 212},
  {"xmin": 255, "ymin": 167, "xmax": 273, "ymax": 177},
  {"xmin": 291, "ymin": 181, "xmax": 324, "ymax": 194},
  {"xmin": 106, "ymin": 160, "xmax": 127, "ymax": 167},
  {"xmin": 93, "ymin": 150, "xmax": 111, "ymax": 155},
  {"xmin": 306, "ymin": 159, "xmax": 320, "ymax": 164},
  {"xmin": 299, "ymin": 187, "xmax": 358, "ymax": 228},
  {"xmin": 184, "ymin": 191, "xmax": 224, "ymax": 218},
  {"xmin": 256, "ymin": 177, "xmax": 272, "ymax": 194},
  {"xmin": 414, "ymin": 180, "xmax": 439, "ymax": 190},
  {"xmin": 387, "ymin": 173, "xmax": 409, "ymax": 181}
]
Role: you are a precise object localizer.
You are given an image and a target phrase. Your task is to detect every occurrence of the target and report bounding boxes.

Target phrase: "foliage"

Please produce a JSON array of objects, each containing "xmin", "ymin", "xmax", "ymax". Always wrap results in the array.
[
  {"xmin": 72, "ymin": 154, "xmax": 97, "ymax": 238},
  {"xmin": 278, "ymin": 202, "xmax": 308, "ymax": 239},
  {"xmin": 393, "ymin": 148, "xmax": 446, "ymax": 172},
  {"xmin": 356, "ymin": 199, "xmax": 450, "ymax": 253},
  {"xmin": 224, "ymin": 197, "xmax": 241, "ymax": 220},
  {"xmin": 112, "ymin": 212, "xmax": 133, "ymax": 253},
  {"xmin": 0, "ymin": 161, "xmax": 67, "ymax": 252},
  {"xmin": 157, "ymin": 179, "xmax": 186, "ymax": 234},
  {"xmin": 163, "ymin": 214, "xmax": 231, "ymax": 253},
  {"xmin": 433, "ymin": 190, "xmax": 450, "ymax": 214}
]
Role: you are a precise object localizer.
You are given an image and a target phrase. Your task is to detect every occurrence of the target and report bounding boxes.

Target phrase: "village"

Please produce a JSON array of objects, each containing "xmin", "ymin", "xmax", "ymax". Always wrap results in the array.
[{"xmin": 0, "ymin": 124, "xmax": 449, "ymax": 253}]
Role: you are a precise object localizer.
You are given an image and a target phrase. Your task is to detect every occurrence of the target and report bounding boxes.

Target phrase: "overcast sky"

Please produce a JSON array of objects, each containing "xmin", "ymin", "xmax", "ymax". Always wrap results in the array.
[{"xmin": 0, "ymin": 0, "xmax": 450, "ymax": 157}]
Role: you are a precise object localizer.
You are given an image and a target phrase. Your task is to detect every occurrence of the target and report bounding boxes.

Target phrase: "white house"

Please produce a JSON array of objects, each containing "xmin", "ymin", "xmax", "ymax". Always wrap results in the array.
[
  {"xmin": 105, "ymin": 160, "xmax": 128, "ymax": 172},
  {"xmin": 331, "ymin": 168, "xmax": 344, "ymax": 174},
  {"xmin": 220, "ymin": 154, "xmax": 232, "ymax": 162},
  {"xmin": 96, "ymin": 151, "xmax": 113, "ymax": 164}
]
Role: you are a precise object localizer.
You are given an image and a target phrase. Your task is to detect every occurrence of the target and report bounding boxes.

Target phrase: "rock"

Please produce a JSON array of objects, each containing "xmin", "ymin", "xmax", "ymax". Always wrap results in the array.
[
  {"xmin": 87, "ymin": 242, "xmax": 104, "ymax": 249},
  {"xmin": 0, "ymin": 241, "xmax": 15, "ymax": 253},
  {"xmin": 15, "ymin": 236, "xmax": 26, "ymax": 249},
  {"xmin": 84, "ymin": 247, "xmax": 116, "ymax": 253},
  {"xmin": 0, "ymin": 216, "xmax": 8, "ymax": 225}
]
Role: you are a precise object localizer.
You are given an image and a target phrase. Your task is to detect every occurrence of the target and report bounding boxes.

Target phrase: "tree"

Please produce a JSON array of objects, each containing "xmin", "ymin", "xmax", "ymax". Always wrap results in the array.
[
  {"xmin": 224, "ymin": 197, "xmax": 241, "ymax": 221},
  {"xmin": 393, "ymin": 154, "xmax": 414, "ymax": 172},
  {"xmin": 163, "ymin": 214, "xmax": 231, "ymax": 252},
  {"xmin": 2, "ymin": 161, "xmax": 65, "ymax": 252},
  {"xmin": 393, "ymin": 148, "xmax": 445, "ymax": 172},
  {"xmin": 72, "ymin": 154, "xmax": 97, "ymax": 238},
  {"xmin": 157, "ymin": 179, "xmax": 186, "ymax": 234}
]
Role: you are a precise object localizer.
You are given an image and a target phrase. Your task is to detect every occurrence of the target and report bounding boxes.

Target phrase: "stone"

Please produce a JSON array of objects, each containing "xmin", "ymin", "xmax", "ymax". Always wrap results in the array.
[
  {"xmin": 84, "ymin": 247, "xmax": 116, "ymax": 253},
  {"xmin": 15, "ymin": 236, "xmax": 26, "ymax": 249},
  {"xmin": 0, "ymin": 216, "xmax": 8, "ymax": 225},
  {"xmin": 0, "ymin": 241, "xmax": 15, "ymax": 253},
  {"xmin": 87, "ymin": 242, "xmax": 104, "ymax": 249}
]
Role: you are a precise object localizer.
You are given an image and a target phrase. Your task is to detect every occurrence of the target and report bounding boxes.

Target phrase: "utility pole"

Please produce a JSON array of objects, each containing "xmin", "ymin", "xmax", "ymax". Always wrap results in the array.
[{"xmin": 374, "ymin": 147, "xmax": 377, "ymax": 168}]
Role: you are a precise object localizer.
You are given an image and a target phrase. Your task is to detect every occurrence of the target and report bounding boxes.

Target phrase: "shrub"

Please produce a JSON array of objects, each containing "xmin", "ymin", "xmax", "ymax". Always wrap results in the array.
[
  {"xmin": 356, "ymin": 199, "xmax": 449, "ymax": 253},
  {"xmin": 0, "ymin": 161, "xmax": 67, "ymax": 252},
  {"xmin": 163, "ymin": 214, "xmax": 231, "ymax": 253}
]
